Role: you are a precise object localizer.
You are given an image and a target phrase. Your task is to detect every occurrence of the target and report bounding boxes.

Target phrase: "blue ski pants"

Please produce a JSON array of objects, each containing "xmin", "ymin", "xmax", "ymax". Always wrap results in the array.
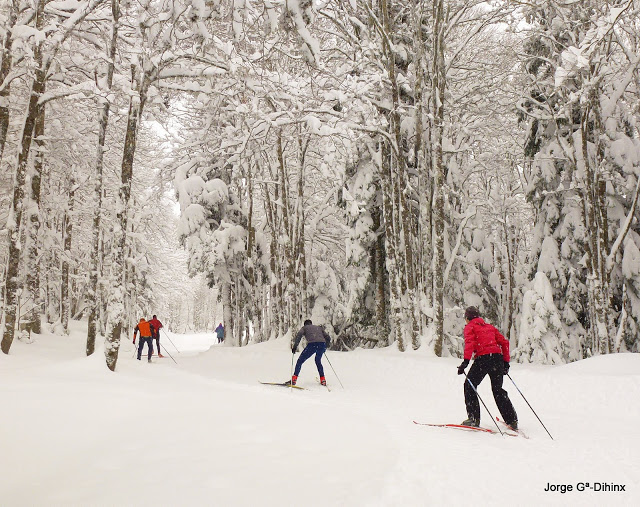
[
  {"xmin": 137, "ymin": 337, "xmax": 153, "ymax": 360},
  {"xmin": 294, "ymin": 342, "xmax": 326, "ymax": 377}
]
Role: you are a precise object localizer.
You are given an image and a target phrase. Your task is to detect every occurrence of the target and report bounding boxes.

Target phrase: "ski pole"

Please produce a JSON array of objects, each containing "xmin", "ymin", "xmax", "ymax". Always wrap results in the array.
[
  {"xmin": 464, "ymin": 374, "xmax": 504, "ymax": 436},
  {"xmin": 507, "ymin": 373, "xmax": 554, "ymax": 440},
  {"xmin": 160, "ymin": 343, "xmax": 178, "ymax": 364},
  {"xmin": 161, "ymin": 329, "xmax": 180, "ymax": 353},
  {"xmin": 323, "ymin": 352, "xmax": 344, "ymax": 389}
]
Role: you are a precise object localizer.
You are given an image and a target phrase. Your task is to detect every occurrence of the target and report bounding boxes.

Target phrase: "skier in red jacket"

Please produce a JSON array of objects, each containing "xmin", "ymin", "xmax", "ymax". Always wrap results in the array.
[
  {"xmin": 457, "ymin": 306, "xmax": 518, "ymax": 430},
  {"xmin": 149, "ymin": 315, "xmax": 164, "ymax": 358}
]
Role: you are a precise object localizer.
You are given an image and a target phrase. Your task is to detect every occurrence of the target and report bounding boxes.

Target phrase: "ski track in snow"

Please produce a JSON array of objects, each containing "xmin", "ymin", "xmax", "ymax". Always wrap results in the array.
[{"xmin": 1, "ymin": 321, "xmax": 639, "ymax": 506}]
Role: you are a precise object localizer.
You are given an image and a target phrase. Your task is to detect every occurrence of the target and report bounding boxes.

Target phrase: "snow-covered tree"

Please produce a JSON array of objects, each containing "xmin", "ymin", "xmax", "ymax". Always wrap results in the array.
[
  {"xmin": 516, "ymin": 272, "xmax": 580, "ymax": 364},
  {"xmin": 519, "ymin": 0, "xmax": 640, "ymax": 360}
]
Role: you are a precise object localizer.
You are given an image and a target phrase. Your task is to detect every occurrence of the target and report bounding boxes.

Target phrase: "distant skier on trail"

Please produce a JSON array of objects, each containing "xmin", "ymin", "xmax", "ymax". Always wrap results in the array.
[
  {"xmin": 149, "ymin": 315, "xmax": 164, "ymax": 358},
  {"xmin": 133, "ymin": 317, "xmax": 154, "ymax": 362},
  {"xmin": 457, "ymin": 306, "xmax": 518, "ymax": 430},
  {"xmin": 285, "ymin": 319, "xmax": 331, "ymax": 386},
  {"xmin": 215, "ymin": 323, "xmax": 224, "ymax": 344}
]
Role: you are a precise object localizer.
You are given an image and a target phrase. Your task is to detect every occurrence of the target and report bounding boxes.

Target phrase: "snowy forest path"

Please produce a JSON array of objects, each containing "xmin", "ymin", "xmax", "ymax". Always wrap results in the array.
[{"xmin": 157, "ymin": 337, "xmax": 640, "ymax": 506}]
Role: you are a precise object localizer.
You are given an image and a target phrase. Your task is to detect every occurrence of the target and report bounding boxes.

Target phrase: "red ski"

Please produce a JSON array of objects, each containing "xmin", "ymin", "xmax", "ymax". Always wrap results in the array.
[
  {"xmin": 412, "ymin": 421, "xmax": 517, "ymax": 436},
  {"xmin": 496, "ymin": 417, "xmax": 529, "ymax": 439}
]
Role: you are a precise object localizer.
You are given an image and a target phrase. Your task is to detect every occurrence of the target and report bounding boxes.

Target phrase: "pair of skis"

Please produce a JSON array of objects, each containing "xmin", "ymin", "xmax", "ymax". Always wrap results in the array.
[
  {"xmin": 260, "ymin": 381, "xmax": 305, "ymax": 390},
  {"xmin": 413, "ymin": 417, "xmax": 528, "ymax": 438},
  {"xmin": 260, "ymin": 379, "xmax": 331, "ymax": 391},
  {"xmin": 261, "ymin": 382, "xmax": 528, "ymax": 437}
]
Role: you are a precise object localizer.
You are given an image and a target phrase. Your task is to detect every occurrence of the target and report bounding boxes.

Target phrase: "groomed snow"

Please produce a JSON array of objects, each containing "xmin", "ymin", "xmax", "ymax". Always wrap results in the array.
[{"xmin": 1, "ymin": 321, "xmax": 639, "ymax": 506}]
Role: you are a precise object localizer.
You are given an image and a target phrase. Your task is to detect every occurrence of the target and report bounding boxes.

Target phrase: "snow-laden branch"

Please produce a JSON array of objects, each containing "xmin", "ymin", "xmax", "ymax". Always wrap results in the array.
[
  {"xmin": 443, "ymin": 206, "xmax": 477, "ymax": 285},
  {"xmin": 308, "ymin": 183, "xmax": 342, "ymax": 237},
  {"xmin": 555, "ymin": 0, "xmax": 633, "ymax": 87},
  {"xmin": 601, "ymin": 52, "xmax": 640, "ymax": 118},
  {"xmin": 606, "ymin": 174, "xmax": 640, "ymax": 274},
  {"xmin": 43, "ymin": 0, "xmax": 106, "ymax": 69},
  {"xmin": 285, "ymin": 0, "xmax": 320, "ymax": 65},
  {"xmin": 38, "ymin": 79, "xmax": 97, "ymax": 105},
  {"xmin": 0, "ymin": 68, "xmax": 27, "ymax": 93},
  {"xmin": 157, "ymin": 66, "xmax": 229, "ymax": 80}
]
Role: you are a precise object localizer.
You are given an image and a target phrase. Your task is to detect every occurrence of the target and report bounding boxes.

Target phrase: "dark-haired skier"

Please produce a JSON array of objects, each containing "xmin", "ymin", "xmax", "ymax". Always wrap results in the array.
[
  {"xmin": 457, "ymin": 306, "xmax": 518, "ymax": 429},
  {"xmin": 285, "ymin": 319, "xmax": 331, "ymax": 386}
]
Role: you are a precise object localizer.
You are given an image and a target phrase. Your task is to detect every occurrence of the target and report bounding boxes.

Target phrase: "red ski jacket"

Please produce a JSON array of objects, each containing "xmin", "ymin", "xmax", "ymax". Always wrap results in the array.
[
  {"xmin": 463, "ymin": 317, "xmax": 510, "ymax": 362},
  {"xmin": 149, "ymin": 318, "xmax": 163, "ymax": 336}
]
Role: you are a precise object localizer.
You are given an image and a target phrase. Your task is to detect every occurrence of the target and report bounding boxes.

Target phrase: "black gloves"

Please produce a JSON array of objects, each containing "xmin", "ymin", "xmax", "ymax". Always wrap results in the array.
[
  {"xmin": 292, "ymin": 347, "xmax": 297, "ymax": 354},
  {"xmin": 503, "ymin": 361, "xmax": 510, "ymax": 375},
  {"xmin": 457, "ymin": 360, "xmax": 469, "ymax": 375}
]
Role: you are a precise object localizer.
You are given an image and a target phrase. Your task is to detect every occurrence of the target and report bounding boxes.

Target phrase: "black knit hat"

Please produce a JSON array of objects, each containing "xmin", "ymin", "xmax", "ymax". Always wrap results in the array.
[{"xmin": 464, "ymin": 306, "xmax": 480, "ymax": 321}]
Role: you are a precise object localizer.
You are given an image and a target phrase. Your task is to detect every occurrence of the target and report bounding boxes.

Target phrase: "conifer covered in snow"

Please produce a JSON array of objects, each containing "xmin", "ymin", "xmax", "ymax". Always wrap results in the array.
[
  {"xmin": 519, "ymin": 0, "xmax": 640, "ymax": 359},
  {"xmin": 516, "ymin": 271, "xmax": 579, "ymax": 364}
]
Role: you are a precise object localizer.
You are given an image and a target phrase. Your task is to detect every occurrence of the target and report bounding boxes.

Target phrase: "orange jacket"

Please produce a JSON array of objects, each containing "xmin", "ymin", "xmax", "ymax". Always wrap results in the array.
[{"xmin": 134, "ymin": 319, "xmax": 152, "ymax": 338}]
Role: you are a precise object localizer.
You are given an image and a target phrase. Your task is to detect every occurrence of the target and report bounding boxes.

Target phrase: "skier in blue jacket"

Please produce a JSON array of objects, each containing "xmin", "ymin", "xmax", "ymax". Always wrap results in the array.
[
  {"xmin": 215, "ymin": 323, "xmax": 224, "ymax": 343},
  {"xmin": 286, "ymin": 319, "xmax": 331, "ymax": 386}
]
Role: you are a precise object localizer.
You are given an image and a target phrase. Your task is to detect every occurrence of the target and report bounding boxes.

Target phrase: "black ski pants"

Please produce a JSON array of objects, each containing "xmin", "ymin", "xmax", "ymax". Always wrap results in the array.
[
  {"xmin": 152, "ymin": 331, "xmax": 160, "ymax": 354},
  {"xmin": 464, "ymin": 353, "xmax": 517, "ymax": 426}
]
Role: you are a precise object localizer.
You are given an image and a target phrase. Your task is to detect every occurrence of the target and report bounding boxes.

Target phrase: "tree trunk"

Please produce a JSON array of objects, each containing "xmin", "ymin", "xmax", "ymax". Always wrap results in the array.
[
  {"xmin": 45, "ymin": 242, "xmax": 55, "ymax": 325},
  {"xmin": 432, "ymin": 0, "xmax": 446, "ymax": 357},
  {"xmin": 373, "ymin": 207, "xmax": 389, "ymax": 346},
  {"xmin": 380, "ymin": 143, "xmax": 404, "ymax": 351},
  {"xmin": 380, "ymin": 0, "xmax": 419, "ymax": 350},
  {"xmin": 413, "ymin": 3, "xmax": 430, "ymax": 338},
  {"xmin": 277, "ymin": 133, "xmax": 294, "ymax": 333},
  {"xmin": 295, "ymin": 137, "xmax": 308, "ymax": 319},
  {"xmin": 1, "ymin": 1, "xmax": 46, "ymax": 354},
  {"xmin": 0, "ymin": 0, "xmax": 18, "ymax": 164},
  {"xmin": 25, "ymin": 102, "xmax": 45, "ymax": 334},
  {"xmin": 222, "ymin": 279, "xmax": 232, "ymax": 345},
  {"xmin": 105, "ymin": 67, "xmax": 147, "ymax": 371},
  {"xmin": 262, "ymin": 175, "xmax": 282, "ymax": 339},
  {"xmin": 502, "ymin": 220, "xmax": 515, "ymax": 341},
  {"xmin": 246, "ymin": 161, "xmax": 263, "ymax": 343},
  {"xmin": 236, "ymin": 274, "xmax": 245, "ymax": 346},
  {"xmin": 61, "ymin": 176, "xmax": 75, "ymax": 334},
  {"xmin": 579, "ymin": 111, "xmax": 611, "ymax": 355},
  {"xmin": 88, "ymin": 0, "xmax": 120, "ymax": 356}
]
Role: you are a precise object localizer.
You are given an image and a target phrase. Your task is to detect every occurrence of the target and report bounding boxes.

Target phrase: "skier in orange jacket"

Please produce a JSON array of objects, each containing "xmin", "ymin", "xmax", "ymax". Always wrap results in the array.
[{"xmin": 133, "ymin": 318, "xmax": 154, "ymax": 362}]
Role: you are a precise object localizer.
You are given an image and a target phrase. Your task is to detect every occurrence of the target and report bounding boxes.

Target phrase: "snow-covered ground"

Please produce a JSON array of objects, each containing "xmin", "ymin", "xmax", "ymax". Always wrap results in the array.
[{"xmin": 1, "ymin": 321, "xmax": 639, "ymax": 506}]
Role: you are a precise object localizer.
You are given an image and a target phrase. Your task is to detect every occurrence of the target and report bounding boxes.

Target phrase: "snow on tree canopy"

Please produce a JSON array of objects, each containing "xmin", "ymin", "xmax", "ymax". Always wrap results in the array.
[
  {"xmin": 537, "ymin": 236, "xmax": 562, "ymax": 284},
  {"xmin": 516, "ymin": 272, "xmax": 579, "ymax": 364},
  {"xmin": 622, "ymin": 237, "xmax": 640, "ymax": 281},
  {"xmin": 176, "ymin": 173, "xmax": 228, "ymax": 212}
]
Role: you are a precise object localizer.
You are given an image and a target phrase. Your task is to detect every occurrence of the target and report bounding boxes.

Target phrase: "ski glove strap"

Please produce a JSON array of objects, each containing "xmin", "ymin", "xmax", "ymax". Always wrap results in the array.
[
  {"xmin": 457, "ymin": 360, "xmax": 469, "ymax": 375},
  {"xmin": 503, "ymin": 361, "xmax": 510, "ymax": 375}
]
